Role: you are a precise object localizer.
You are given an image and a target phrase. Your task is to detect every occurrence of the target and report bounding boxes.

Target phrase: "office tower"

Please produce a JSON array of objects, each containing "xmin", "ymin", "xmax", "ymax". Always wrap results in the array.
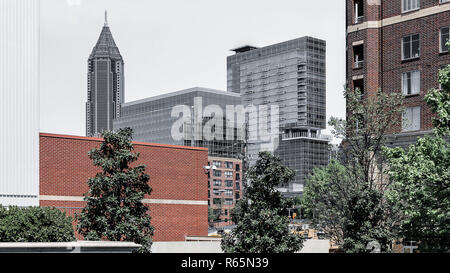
[
  {"xmin": 0, "ymin": 0, "xmax": 40, "ymax": 207},
  {"xmin": 114, "ymin": 87, "xmax": 245, "ymax": 225},
  {"xmin": 227, "ymin": 37, "xmax": 330, "ymax": 197},
  {"xmin": 86, "ymin": 12, "xmax": 124, "ymax": 137},
  {"xmin": 114, "ymin": 87, "xmax": 244, "ymax": 158},
  {"xmin": 346, "ymin": 0, "xmax": 450, "ymax": 148}
]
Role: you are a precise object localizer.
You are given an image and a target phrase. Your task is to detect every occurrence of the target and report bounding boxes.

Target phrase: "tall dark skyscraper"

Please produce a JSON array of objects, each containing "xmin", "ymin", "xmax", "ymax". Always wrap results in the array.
[{"xmin": 86, "ymin": 12, "xmax": 124, "ymax": 137}]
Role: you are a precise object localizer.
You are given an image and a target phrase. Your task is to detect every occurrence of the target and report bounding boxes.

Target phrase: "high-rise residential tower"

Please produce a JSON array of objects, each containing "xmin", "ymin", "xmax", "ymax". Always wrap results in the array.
[
  {"xmin": 346, "ymin": 0, "xmax": 450, "ymax": 148},
  {"xmin": 227, "ymin": 37, "xmax": 330, "ymax": 196},
  {"xmin": 86, "ymin": 12, "xmax": 124, "ymax": 137}
]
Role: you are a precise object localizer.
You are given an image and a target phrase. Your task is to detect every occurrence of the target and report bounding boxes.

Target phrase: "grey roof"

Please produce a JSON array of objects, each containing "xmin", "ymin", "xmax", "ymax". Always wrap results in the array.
[
  {"xmin": 89, "ymin": 25, "xmax": 122, "ymax": 60},
  {"xmin": 123, "ymin": 87, "xmax": 241, "ymax": 107},
  {"xmin": 230, "ymin": 45, "xmax": 259, "ymax": 53}
]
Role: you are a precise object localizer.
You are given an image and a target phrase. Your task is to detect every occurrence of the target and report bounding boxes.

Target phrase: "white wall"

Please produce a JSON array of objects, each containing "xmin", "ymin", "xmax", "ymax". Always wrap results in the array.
[
  {"xmin": 0, "ymin": 0, "xmax": 40, "ymax": 207},
  {"xmin": 151, "ymin": 240, "xmax": 330, "ymax": 253}
]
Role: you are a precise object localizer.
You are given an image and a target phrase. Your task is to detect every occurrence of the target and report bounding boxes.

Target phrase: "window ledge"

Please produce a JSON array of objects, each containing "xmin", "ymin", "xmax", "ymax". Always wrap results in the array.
[
  {"xmin": 401, "ymin": 57, "xmax": 420, "ymax": 63},
  {"xmin": 404, "ymin": 93, "xmax": 420, "ymax": 98},
  {"xmin": 401, "ymin": 8, "xmax": 420, "ymax": 15}
]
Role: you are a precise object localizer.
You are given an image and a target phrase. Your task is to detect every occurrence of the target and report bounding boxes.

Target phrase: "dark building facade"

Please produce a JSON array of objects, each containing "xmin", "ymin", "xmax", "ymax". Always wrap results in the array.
[
  {"xmin": 346, "ymin": 0, "xmax": 450, "ymax": 148},
  {"xmin": 86, "ymin": 14, "xmax": 124, "ymax": 137},
  {"xmin": 227, "ymin": 37, "xmax": 330, "ymax": 196}
]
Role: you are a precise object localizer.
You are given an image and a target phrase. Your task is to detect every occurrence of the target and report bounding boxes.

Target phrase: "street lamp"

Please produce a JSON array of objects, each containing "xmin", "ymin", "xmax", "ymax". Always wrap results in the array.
[{"xmin": 203, "ymin": 165, "xmax": 217, "ymax": 174}]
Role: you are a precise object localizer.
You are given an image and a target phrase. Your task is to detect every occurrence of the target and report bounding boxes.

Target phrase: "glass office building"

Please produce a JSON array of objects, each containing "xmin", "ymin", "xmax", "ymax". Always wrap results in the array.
[
  {"xmin": 227, "ymin": 37, "xmax": 330, "ymax": 196},
  {"xmin": 113, "ymin": 87, "xmax": 244, "ymax": 159}
]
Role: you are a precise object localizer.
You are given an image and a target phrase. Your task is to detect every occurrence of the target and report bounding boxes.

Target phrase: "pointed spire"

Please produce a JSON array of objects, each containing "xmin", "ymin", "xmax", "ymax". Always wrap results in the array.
[{"xmin": 90, "ymin": 11, "xmax": 122, "ymax": 60}]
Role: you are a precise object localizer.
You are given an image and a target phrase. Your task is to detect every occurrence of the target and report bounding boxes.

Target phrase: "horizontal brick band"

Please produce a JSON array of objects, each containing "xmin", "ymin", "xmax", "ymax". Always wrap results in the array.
[
  {"xmin": 40, "ymin": 195, "xmax": 208, "ymax": 206},
  {"xmin": 347, "ymin": 4, "xmax": 450, "ymax": 33}
]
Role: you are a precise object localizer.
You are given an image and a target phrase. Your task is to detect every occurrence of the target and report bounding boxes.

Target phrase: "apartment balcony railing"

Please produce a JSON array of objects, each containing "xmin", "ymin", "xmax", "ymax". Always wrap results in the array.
[
  {"xmin": 354, "ymin": 16, "xmax": 365, "ymax": 24},
  {"xmin": 354, "ymin": 60, "xmax": 364, "ymax": 69}
]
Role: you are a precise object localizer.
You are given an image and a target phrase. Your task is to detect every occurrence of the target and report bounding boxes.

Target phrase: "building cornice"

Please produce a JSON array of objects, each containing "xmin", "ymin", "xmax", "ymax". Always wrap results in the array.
[{"xmin": 347, "ymin": 4, "xmax": 450, "ymax": 34}]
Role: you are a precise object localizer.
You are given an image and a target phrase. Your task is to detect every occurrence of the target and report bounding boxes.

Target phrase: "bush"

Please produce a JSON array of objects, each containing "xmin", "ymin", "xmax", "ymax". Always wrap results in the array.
[{"xmin": 0, "ymin": 206, "xmax": 75, "ymax": 242}]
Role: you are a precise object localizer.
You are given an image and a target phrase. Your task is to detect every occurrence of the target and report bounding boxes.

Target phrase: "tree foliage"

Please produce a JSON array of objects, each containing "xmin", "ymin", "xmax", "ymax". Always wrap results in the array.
[
  {"xmin": 384, "ymin": 136, "xmax": 450, "ymax": 252},
  {"xmin": 303, "ymin": 89, "xmax": 404, "ymax": 252},
  {"xmin": 221, "ymin": 152, "xmax": 304, "ymax": 253},
  {"xmin": 0, "ymin": 206, "xmax": 75, "ymax": 242},
  {"xmin": 424, "ymin": 64, "xmax": 450, "ymax": 136},
  {"xmin": 76, "ymin": 128, "xmax": 154, "ymax": 253},
  {"xmin": 384, "ymin": 46, "xmax": 450, "ymax": 252}
]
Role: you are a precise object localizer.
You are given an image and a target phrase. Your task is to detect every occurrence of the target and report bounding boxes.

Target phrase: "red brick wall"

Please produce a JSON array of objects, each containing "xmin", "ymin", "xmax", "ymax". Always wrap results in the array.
[
  {"xmin": 39, "ymin": 133, "xmax": 209, "ymax": 241},
  {"xmin": 346, "ymin": 1, "xmax": 450, "ymax": 133},
  {"xmin": 207, "ymin": 157, "xmax": 243, "ymax": 228}
]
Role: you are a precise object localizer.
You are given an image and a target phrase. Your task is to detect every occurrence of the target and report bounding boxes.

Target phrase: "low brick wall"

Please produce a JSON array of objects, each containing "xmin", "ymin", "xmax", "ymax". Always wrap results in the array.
[{"xmin": 39, "ymin": 133, "xmax": 209, "ymax": 242}]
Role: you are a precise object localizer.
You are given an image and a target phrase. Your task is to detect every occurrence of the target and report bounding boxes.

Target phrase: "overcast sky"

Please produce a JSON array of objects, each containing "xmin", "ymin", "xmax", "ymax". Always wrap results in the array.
[{"xmin": 40, "ymin": 0, "xmax": 346, "ymax": 141}]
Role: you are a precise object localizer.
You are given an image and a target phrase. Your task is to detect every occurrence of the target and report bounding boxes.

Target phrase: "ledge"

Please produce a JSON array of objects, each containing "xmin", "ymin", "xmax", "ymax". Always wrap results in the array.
[{"xmin": 0, "ymin": 241, "xmax": 141, "ymax": 253}]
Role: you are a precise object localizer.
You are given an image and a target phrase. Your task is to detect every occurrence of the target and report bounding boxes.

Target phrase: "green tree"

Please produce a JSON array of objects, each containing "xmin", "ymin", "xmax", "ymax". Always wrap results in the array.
[
  {"xmin": 76, "ymin": 128, "xmax": 154, "ymax": 253},
  {"xmin": 0, "ymin": 206, "xmax": 75, "ymax": 242},
  {"xmin": 303, "ymin": 88, "xmax": 405, "ymax": 252},
  {"xmin": 384, "ymin": 136, "xmax": 449, "ymax": 252},
  {"xmin": 221, "ymin": 152, "xmax": 304, "ymax": 253},
  {"xmin": 424, "ymin": 64, "xmax": 450, "ymax": 136},
  {"xmin": 384, "ymin": 43, "xmax": 450, "ymax": 252},
  {"xmin": 208, "ymin": 206, "xmax": 221, "ymax": 225}
]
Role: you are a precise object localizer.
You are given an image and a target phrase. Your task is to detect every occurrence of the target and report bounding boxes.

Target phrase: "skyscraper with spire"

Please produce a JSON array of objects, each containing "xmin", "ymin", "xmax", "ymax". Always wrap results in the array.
[{"xmin": 86, "ymin": 11, "xmax": 124, "ymax": 137}]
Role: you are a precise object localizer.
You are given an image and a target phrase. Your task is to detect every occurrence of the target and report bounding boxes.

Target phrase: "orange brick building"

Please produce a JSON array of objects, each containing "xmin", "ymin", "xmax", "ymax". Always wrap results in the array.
[{"xmin": 39, "ymin": 133, "xmax": 209, "ymax": 241}]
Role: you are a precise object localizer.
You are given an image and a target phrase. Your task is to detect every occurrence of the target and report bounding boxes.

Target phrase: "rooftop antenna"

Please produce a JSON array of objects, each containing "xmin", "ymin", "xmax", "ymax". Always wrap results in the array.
[{"xmin": 104, "ymin": 10, "xmax": 108, "ymax": 26}]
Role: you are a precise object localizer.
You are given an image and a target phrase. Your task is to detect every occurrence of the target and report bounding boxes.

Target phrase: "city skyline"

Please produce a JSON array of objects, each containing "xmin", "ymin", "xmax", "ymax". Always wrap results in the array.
[{"xmin": 40, "ymin": 0, "xmax": 346, "ymax": 144}]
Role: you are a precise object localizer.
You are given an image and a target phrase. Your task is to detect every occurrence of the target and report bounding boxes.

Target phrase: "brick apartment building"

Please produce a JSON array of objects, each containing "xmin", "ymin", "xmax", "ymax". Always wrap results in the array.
[
  {"xmin": 39, "ymin": 133, "xmax": 209, "ymax": 242},
  {"xmin": 346, "ymin": 0, "xmax": 450, "ymax": 147},
  {"xmin": 207, "ymin": 156, "xmax": 243, "ymax": 228}
]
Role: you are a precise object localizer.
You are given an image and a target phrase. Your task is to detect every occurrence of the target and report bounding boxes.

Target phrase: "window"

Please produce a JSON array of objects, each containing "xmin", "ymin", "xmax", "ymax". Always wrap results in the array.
[
  {"xmin": 353, "ymin": 44, "xmax": 364, "ymax": 69},
  {"xmin": 224, "ymin": 171, "xmax": 233, "ymax": 178},
  {"xmin": 402, "ymin": 34, "xmax": 420, "ymax": 60},
  {"xmin": 236, "ymin": 182, "xmax": 241, "ymax": 190},
  {"xmin": 402, "ymin": 0, "xmax": 420, "ymax": 13},
  {"xmin": 225, "ymin": 180, "xmax": 233, "ymax": 187},
  {"xmin": 225, "ymin": 161, "xmax": 233, "ymax": 169},
  {"xmin": 440, "ymin": 0, "xmax": 450, "ymax": 3},
  {"xmin": 212, "ymin": 161, "xmax": 222, "ymax": 168},
  {"xmin": 235, "ymin": 192, "xmax": 241, "ymax": 200},
  {"xmin": 402, "ymin": 106, "xmax": 421, "ymax": 132},
  {"xmin": 353, "ymin": 78, "xmax": 364, "ymax": 98},
  {"xmin": 440, "ymin": 26, "xmax": 450, "ymax": 53},
  {"xmin": 235, "ymin": 164, "xmax": 240, "ymax": 172},
  {"xmin": 213, "ymin": 198, "xmax": 222, "ymax": 205},
  {"xmin": 236, "ymin": 173, "xmax": 240, "ymax": 181},
  {"xmin": 354, "ymin": 0, "xmax": 364, "ymax": 24},
  {"xmin": 225, "ymin": 199, "xmax": 233, "ymax": 206},
  {"xmin": 225, "ymin": 190, "xmax": 233, "ymax": 197},
  {"xmin": 402, "ymin": 71, "xmax": 420, "ymax": 95},
  {"xmin": 213, "ymin": 170, "xmax": 222, "ymax": 177},
  {"xmin": 213, "ymin": 179, "xmax": 222, "ymax": 186}
]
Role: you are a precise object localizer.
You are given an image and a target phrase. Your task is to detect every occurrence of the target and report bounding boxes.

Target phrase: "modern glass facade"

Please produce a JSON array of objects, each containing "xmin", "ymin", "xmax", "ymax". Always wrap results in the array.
[
  {"xmin": 227, "ymin": 37, "xmax": 330, "ymax": 196},
  {"xmin": 113, "ymin": 87, "xmax": 244, "ymax": 159}
]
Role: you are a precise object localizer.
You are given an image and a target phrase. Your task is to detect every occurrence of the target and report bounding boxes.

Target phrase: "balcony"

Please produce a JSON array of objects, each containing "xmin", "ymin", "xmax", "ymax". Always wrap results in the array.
[
  {"xmin": 354, "ymin": 15, "xmax": 365, "ymax": 24},
  {"xmin": 354, "ymin": 60, "xmax": 364, "ymax": 69}
]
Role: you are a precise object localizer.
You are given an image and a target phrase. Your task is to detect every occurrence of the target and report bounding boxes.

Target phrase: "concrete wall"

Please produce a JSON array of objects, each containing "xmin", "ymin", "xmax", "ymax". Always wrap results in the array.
[
  {"xmin": 0, "ymin": 241, "xmax": 140, "ymax": 253},
  {"xmin": 0, "ymin": 0, "xmax": 40, "ymax": 207},
  {"xmin": 151, "ymin": 239, "xmax": 330, "ymax": 253}
]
